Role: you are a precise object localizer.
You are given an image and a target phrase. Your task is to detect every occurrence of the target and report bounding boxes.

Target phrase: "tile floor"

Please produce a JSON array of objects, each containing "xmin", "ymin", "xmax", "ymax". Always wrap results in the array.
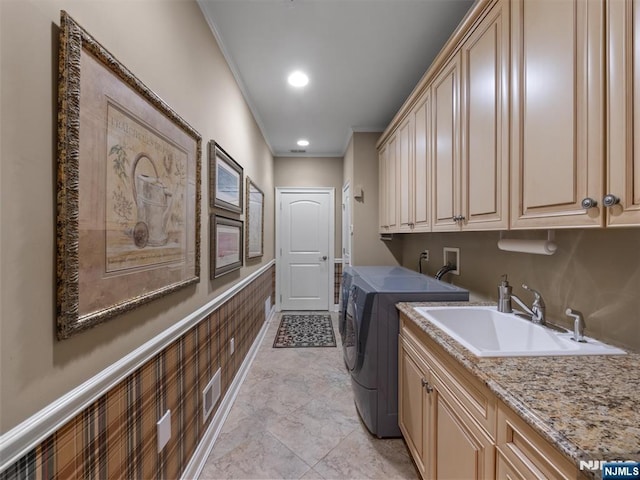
[{"xmin": 199, "ymin": 312, "xmax": 419, "ymax": 480}]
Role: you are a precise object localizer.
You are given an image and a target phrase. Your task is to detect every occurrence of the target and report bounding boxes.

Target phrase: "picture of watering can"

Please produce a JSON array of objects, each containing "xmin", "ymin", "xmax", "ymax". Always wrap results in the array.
[{"xmin": 131, "ymin": 153, "xmax": 173, "ymax": 248}]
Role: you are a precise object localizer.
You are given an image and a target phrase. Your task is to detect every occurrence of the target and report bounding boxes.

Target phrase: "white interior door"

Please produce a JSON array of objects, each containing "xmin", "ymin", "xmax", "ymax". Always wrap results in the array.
[
  {"xmin": 277, "ymin": 188, "xmax": 334, "ymax": 311},
  {"xmin": 342, "ymin": 183, "xmax": 351, "ymax": 267}
]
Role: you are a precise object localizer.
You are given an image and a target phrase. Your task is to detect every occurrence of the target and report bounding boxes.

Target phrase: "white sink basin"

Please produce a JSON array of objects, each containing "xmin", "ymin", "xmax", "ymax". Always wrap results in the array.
[{"xmin": 413, "ymin": 306, "xmax": 626, "ymax": 357}]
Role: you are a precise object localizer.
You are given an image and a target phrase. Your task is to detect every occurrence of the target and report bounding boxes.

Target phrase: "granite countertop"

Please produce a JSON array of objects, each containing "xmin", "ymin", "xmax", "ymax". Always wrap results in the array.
[{"xmin": 396, "ymin": 301, "xmax": 640, "ymax": 478}]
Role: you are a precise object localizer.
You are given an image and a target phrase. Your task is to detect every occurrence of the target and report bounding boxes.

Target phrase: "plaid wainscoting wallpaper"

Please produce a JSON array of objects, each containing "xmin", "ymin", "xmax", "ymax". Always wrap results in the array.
[
  {"xmin": 334, "ymin": 262, "xmax": 342, "ymax": 305},
  {"xmin": 0, "ymin": 266, "xmax": 275, "ymax": 480}
]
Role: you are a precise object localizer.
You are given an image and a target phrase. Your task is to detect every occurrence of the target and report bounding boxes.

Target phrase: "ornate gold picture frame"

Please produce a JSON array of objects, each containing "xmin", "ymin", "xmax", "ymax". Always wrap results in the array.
[{"xmin": 56, "ymin": 11, "xmax": 201, "ymax": 339}]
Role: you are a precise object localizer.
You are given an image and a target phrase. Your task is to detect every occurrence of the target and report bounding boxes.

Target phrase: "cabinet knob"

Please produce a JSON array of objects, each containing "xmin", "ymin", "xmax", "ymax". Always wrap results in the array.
[
  {"xmin": 581, "ymin": 197, "xmax": 598, "ymax": 209},
  {"xmin": 603, "ymin": 194, "xmax": 620, "ymax": 207},
  {"xmin": 421, "ymin": 379, "xmax": 433, "ymax": 393}
]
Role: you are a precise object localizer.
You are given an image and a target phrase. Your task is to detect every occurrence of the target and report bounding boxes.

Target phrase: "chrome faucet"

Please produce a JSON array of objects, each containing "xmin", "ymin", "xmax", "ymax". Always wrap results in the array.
[
  {"xmin": 510, "ymin": 284, "xmax": 546, "ymax": 325},
  {"xmin": 565, "ymin": 308, "xmax": 586, "ymax": 342}
]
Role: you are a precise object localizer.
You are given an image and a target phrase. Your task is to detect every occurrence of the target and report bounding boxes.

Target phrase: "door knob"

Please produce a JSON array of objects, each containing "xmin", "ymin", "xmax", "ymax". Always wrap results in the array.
[
  {"xmin": 603, "ymin": 194, "xmax": 620, "ymax": 207},
  {"xmin": 321, "ymin": 256, "xmax": 327, "ymax": 261},
  {"xmin": 581, "ymin": 197, "xmax": 597, "ymax": 209}
]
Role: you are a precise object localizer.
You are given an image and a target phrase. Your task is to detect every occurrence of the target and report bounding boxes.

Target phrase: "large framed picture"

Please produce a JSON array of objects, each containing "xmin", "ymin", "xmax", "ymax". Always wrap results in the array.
[
  {"xmin": 209, "ymin": 142, "xmax": 243, "ymax": 213},
  {"xmin": 56, "ymin": 11, "xmax": 201, "ymax": 339},
  {"xmin": 246, "ymin": 177, "xmax": 264, "ymax": 259},
  {"xmin": 211, "ymin": 215, "xmax": 243, "ymax": 278}
]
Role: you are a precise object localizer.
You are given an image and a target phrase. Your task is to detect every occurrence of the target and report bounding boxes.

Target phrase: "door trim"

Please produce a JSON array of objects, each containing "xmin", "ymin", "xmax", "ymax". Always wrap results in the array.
[
  {"xmin": 275, "ymin": 187, "xmax": 335, "ymax": 312},
  {"xmin": 342, "ymin": 181, "xmax": 352, "ymax": 268}
]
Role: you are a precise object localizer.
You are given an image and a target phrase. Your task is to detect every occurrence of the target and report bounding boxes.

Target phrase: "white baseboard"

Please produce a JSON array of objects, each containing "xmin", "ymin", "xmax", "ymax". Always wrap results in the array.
[{"xmin": 181, "ymin": 306, "xmax": 276, "ymax": 480}]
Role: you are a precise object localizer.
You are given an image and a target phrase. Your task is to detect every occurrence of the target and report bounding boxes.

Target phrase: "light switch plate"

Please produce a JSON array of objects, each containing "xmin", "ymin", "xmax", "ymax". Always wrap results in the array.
[{"xmin": 157, "ymin": 409, "xmax": 171, "ymax": 453}]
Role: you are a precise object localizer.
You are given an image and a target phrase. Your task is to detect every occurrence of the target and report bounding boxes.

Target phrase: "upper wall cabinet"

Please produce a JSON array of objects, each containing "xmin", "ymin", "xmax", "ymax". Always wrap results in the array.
[
  {"xmin": 396, "ymin": 94, "xmax": 432, "ymax": 233},
  {"xmin": 413, "ymin": 93, "xmax": 432, "ymax": 232},
  {"xmin": 398, "ymin": 115, "xmax": 416, "ymax": 232},
  {"xmin": 460, "ymin": 0, "xmax": 510, "ymax": 230},
  {"xmin": 431, "ymin": 0, "xmax": 509, "ymax": 232},
  {"xmin": 380, "ymin": 89, "xmax": 432, "ymax": 234},
  {"xmin": 378, "ymin": 0, "xmax": 640, "ymax": 233},
  {"xmin": 431, "ymin": 52, "xmax": 462, "ymax": 232},
  {"xmin": 510, "ymin": 0, "xmax": 605, "ymax": 229},
  {"xmin": 607, "ymin": 0, "xmax": 640, "ymax": 226},
  {"xmin": 379, "ymin": 144, "xmax": 389, "ymax": 232},
  {"xmin": 379, "ymin": 135, "xmax": 398, "ymax": 232}
]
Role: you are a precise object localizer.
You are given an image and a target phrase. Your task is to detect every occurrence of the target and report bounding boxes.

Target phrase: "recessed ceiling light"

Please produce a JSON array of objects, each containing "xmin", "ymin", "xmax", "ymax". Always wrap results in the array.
[
  {"xmin": 297, "ymin": 139, "xmax": 310, "ymax": 147},
  {"xmin": 288, "ymin": 71, "xmax": 309, "ymax": 87}
]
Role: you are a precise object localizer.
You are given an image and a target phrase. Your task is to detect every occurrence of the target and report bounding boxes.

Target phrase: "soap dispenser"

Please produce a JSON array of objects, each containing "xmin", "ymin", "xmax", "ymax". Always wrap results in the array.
[{"xmin": 498, "ymin": 274, "xmax": 512, "ymax": 313}]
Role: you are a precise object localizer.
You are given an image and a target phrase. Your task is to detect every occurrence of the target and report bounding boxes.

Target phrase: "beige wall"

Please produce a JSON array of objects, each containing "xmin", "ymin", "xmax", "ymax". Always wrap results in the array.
[
  {"xmin": 402, "ymin": 229, "xmax": 640, "ymax": 352},
  {"xmin": 346, "ymin": 132, "xmax": 402, "ymax": 266},
  {"xmin": 0, "ymin": 0, "xmax": 274, "ymax": 432},
  {"xmin": 274, "ymin": 156, "xmax": 343, "ymax": 256}
]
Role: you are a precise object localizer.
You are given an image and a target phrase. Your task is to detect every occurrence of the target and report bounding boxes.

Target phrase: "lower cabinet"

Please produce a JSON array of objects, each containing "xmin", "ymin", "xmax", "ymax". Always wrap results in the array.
[
  {"xmin": 399, "ymin": 314, "xmax": 588, "ymax": 480},
  {"xmin": 399, "ymin": 316, "xmax": 495, "ymax": 479}
]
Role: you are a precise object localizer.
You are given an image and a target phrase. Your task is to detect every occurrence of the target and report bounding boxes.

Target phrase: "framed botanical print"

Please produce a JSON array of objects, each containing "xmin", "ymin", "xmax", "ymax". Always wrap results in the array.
[
  {"xmin": 56, "ymin": 11, "xmax": 201, "ymax": 339},
  {"xmin": 211, "ymin": 215, "xmax": 243, "ymax": 278},
  {"xmin": 246, "ymin": 177, "xmax": 264, "ymax": 259},
  {"xmin": 209, "ymin": 141, "xmax": 243, "ymax": 213}
]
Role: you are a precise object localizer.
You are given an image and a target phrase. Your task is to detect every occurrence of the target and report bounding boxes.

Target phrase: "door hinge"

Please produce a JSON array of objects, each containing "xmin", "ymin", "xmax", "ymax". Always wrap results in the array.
[
  {"xmin": 280, "ymin": 248, "xmax": 282, "ymax": 256},
  {"xmin": 280, "ymin": 294, "xmax": 282, "ymax": 303},
  {"xmin": 342, "ymin": 203, "xmax": 345, "ymax": 210}
]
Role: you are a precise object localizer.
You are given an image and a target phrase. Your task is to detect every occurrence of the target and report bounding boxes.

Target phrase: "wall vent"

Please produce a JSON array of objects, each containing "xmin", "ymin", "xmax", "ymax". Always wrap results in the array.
[
  {"xmin": 289, "ymin": 149, "xmax": 306, "ymax": 153},
  {"xmin": 202, "ymin": 368, "xmax": 221, "ymax": 422}
]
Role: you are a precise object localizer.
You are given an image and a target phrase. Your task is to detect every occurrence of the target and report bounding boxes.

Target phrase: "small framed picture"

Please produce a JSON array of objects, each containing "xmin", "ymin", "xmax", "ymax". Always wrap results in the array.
[
  {"xmin": 211, "ymin": 215, "xmax": 243, "ymax": 279},
  {"xmin": 246, "ymin": 177, "xmax": 264, "ymax": 260},
  {"xmin": 209, "ymin": 141, "xmax": 243, "ymax": 213}
]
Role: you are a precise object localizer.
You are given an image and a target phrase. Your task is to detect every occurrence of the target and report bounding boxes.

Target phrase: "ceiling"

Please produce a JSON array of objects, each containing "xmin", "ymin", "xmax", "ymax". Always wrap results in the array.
[{"xmin": 197, "ymin": 0, "xmax": 475, "ymax": 157}]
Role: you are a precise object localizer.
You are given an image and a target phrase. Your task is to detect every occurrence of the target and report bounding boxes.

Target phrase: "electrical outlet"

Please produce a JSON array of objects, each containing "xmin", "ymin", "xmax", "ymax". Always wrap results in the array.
[
  {"xmin": 421, "ymin": 249, "xmax": 429, "ymax": 261},
  {"xmin": 157, "ymin": 410, "xmax": 171, "ymax": 453},
  {"xmin": 230, "ymin": 337, "xmax": 235, "ymax": 355}
]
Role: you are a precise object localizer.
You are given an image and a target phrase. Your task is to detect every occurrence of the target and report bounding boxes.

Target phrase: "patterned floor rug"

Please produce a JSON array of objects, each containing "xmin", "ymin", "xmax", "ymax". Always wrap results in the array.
[{"xmin": 273, "ymin": 313, "xmax": 337, "ymax": 348}]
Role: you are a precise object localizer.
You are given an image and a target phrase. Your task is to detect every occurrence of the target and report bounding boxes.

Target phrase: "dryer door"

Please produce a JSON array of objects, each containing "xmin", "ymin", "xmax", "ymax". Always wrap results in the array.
[{"xmin": 344, "ymin": 286, "xmax": 359, "ymax": 371}]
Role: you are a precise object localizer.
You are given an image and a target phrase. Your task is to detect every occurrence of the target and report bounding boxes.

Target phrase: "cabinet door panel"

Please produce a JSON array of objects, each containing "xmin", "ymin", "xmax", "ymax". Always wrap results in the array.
[
  {"xmin": 432, "ymin": 54, "xmax": 461, "ymax": 231},
  {"xmin": 511, "ymin": 0, "xmax": 604, "ymax": 228},
  {"xmin": 398, "ymin": 118, "xmax": 414, "ymax": 231},
  {"xmin": 433, "ymin": 379, "xmax": 494, "ymax": 480},
  {"xmin": 399, "ymin": 341, "xmax": 428, "ymax": 476},
  {"xmin": 462, "ymin": 0, "xmax": 509, "ymax": 229},
  {"xmin": 607, "ymin": 0, "xmax": 640, "ymax": 226},
  {"xmin": 387, "ymin": 136, "xmax": 398, "ymax": 231},
  {"xmin": 379, "ymin": 146, "xmax": 388, "ymax": 231},
  {"xmin": 413, "ymin": 95, "xmax": 431, "ymax": 231},
  {"xmin": 523, "ymin": 1, "xmax": 575, "ymax": 208}
]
